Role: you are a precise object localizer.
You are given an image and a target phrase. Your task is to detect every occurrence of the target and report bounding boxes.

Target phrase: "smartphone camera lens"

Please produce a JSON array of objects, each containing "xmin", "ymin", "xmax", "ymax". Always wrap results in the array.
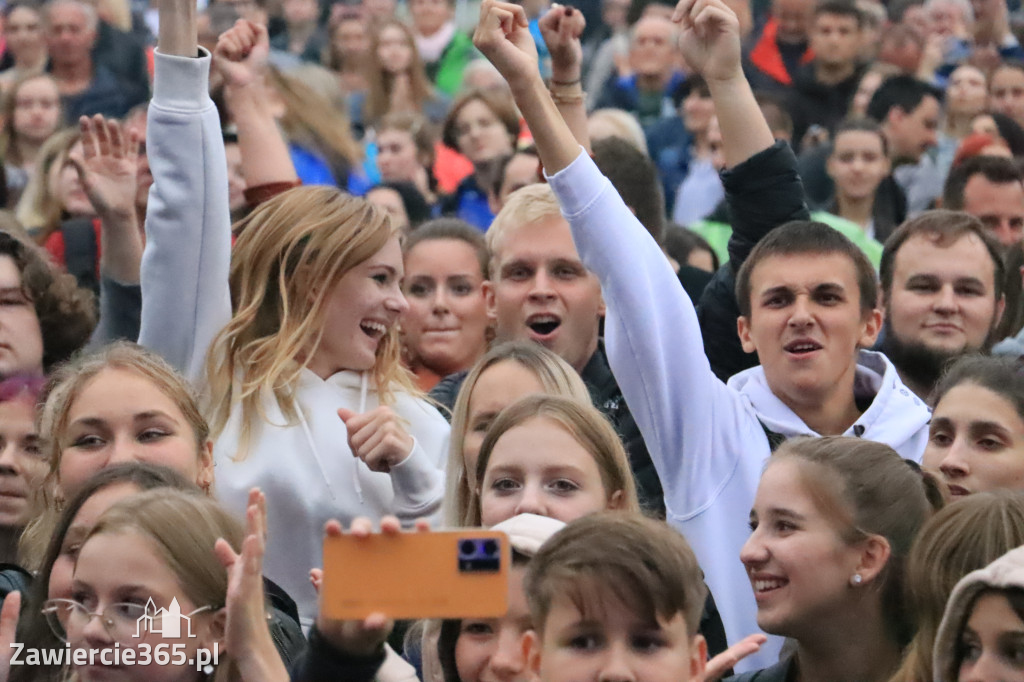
[
  {"xmin": 458, "ymin": 537, "xmax": 501, "ymax": 573},
  {"xmin": 459, "ymin": 540, "xmax": 477, "ymax": 557},
  {"xmin": 483, "ymin": 540, "xmax": 498, "ymax": 556}
]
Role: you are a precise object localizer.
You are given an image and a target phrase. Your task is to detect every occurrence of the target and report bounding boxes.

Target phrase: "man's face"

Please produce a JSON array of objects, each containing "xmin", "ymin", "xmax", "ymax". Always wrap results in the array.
[
  {"xmin": 990, "ymin": 67, "xmax": 1024, "ymax": 126},
  {"xmin": 810, "ymin": 13, "xmax": 861, "ymax": 68},
  {"xmin": 962, "ymin": 174, "xmax": 1024, "ymax": 246},
  {"xmin": 45, "ymin": 5, "xmax": 95, "ymax": 65},
  {"xmin": 888, "ymin": 95, "xmax": 940, "ymax": 161},
  {"xmin": 773, "ymin": 0, "xmax": 815, "ymax": 44},
  {"xmin": 484, "ymin": 216, "xmax": 605, "ymax": 373},
  {"xmin": 629, "ymin": 17, "xmax": 677, "ymax": 79},
  {"xmin": 885, "ymin": 233, "xmax": 1003, "ymax": 358},
  {"xmin": 409, "ymin": 0, "xmax": 451, "ymax": 37}
]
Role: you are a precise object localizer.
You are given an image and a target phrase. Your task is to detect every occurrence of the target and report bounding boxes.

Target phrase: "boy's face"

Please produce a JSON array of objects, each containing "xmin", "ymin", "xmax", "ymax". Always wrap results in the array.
[
  {"xmin": 525, "ymin": 593, "xmax": 706, "ymax": 682},
  {"xmin": 737, "ymin": 252, "xmax": 881, "ymax": 410}
]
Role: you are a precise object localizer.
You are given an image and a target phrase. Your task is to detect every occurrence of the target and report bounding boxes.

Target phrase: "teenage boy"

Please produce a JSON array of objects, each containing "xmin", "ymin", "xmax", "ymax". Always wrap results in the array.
[
  {"xmin": 523, "ymin": 513, "xmax": 709, "ymax": 682},
  {"xmin": 472, "ymin": 0, "xmax": 929, "ymax": 671}
]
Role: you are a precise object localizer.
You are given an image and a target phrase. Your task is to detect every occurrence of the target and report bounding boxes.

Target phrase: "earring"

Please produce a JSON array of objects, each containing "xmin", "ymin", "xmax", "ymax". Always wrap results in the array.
[
  {"xmin": 203, "ymin": 663, "xmax": 215, "ymax": 675},
  {"xmin": 851, "ymin": 573, "xmax": 863, "ymax": 586}
]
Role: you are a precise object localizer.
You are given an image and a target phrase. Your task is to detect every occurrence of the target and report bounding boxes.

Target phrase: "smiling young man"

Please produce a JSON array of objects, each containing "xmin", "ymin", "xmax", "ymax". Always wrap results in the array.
[{"xmin": 472, "ymin": 0, "xmax": 929, "ymax": 671}]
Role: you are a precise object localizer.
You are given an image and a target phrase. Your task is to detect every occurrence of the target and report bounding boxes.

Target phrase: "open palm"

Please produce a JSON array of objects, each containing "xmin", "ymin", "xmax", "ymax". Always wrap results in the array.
[{"xmin": 71, "ymin": 115, "xmax": 139, "ymax": 220}]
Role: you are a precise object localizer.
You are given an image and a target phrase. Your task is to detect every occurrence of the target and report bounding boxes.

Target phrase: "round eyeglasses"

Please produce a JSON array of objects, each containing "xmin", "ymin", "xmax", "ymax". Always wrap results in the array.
[{"xmin": 42, "ymin": 599, "xmax": 212, "ymax": 644}]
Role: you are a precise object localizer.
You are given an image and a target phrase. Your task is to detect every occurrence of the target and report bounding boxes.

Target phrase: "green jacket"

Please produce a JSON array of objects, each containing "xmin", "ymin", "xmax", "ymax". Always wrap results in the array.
[
  {"xmin": 427, "ymin": 31, "xmax": 477, "ymax": 97},
  {"xmin": 688, "ymin": 210, "xmax": 883, "ymax": 269}
]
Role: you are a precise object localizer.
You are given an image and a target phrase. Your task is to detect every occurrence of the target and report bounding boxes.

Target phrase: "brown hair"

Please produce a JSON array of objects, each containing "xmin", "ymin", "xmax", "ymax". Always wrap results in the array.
[
  {"xmin": 403, "ymin": 217, "xmax": 488, "ymax": 278},
  {"xmin": 525, "ymin": 512, "xmax": 707, "ymax": 636},
  {"xmin": 470, "ymin": 394, "xmax": 640, "ymax": 526},
  {"xmin": 0, "ymin": 72, "xmax": 62, "ymax": 168},
  {"xmin": 770, "ymin": 436, "xmax": 939, "ymax": 645},
  {"xmin": 880, "ymin": 210, "xmax": 1005, "ymax": 300},
  {"xmin": 364, "ymin": 20, "xmax": 435, "ymax": 125},
  {"xmin": 735, "ymin": 221, "xmax": 878, "ymax": 318},
  {"xmin": 441, "ymin": 88, "xmax": 520, "ymax": 153},
  {"xmin": 377, "ymin": 111, "xmax": 437, "ymax": 170},
  {"xmin": 891, "ymin": 491, "xmax": 1024, "ymax": 682}
]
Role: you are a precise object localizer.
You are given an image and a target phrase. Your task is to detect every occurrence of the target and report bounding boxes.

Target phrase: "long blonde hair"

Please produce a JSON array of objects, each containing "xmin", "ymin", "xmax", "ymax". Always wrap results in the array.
[
  {"xmin": 205, "ymin": 186, "xmax": 417, "ymax": 456},
  {"xmin": 14, "ymin": 126, "xmax": 79, "ymax": 242},
  {"xmin": 443, "ymin": 341, "xmax": 592, "ymax": 527}
]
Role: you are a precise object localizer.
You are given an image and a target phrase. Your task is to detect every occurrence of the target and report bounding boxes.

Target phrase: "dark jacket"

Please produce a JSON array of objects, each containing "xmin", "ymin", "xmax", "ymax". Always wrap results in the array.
[
  {"xmin": 786, "ymin": 62, "xmax": 866, "ymax": 152},
  {"xmin": 93, "ymin": 21, "xmax": 150, "ymax": 98},
  {"xmin": 725, "ymin": 657, "xmax": 795, "ymax": 682},
  {"xmin": 697, "ymin": 140, "xmax": 810, "ymax": 381},
  {"xmin": 289, "ymin": 627, "xmax": 385, "ymax": 682}
]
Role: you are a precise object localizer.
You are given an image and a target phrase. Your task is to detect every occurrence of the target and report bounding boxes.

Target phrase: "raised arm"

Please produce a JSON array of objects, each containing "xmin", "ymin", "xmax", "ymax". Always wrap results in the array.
[
  {"xmin": 539, "ymin": 5, "xmax": 590, "ymax": 152},
  {"xmin": 138, "ymin": 0, "xmax": 232, "ymax": 381},
  {"xmin": 215, "ymin": 21, "xmax": 298, "ymax": 189}
]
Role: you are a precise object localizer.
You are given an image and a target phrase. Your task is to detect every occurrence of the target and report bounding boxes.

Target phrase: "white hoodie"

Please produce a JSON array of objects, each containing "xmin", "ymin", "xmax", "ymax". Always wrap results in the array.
[
  {"xmin": 140, "ymin": 50, "xmax": 449, "ymax": 628},
  {"xmin": 546, "ymin": 149, "xmax": 930, "ymax": 672}
]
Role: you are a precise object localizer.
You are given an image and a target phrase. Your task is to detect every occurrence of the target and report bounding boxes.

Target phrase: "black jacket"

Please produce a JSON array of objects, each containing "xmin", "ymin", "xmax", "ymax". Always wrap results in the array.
[
  {"xmin": 725, "ymin": 657, "xmax": 795, "ymax": 682},
  {"xmin": 697, "ymin": 141, "xmax": 811, "ymax": 381},
  {"xmin": 289, "ymin": 627, "xmax": 385, "ymax": 682},
  {"xmin": 786, "ymin": 63, "xmax": 866, "ymax": 152}
]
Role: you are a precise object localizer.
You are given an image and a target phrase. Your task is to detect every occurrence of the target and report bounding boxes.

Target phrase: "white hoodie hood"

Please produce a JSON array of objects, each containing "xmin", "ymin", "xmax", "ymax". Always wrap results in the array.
[{"xmin": 727, "ymin": 349, "xmax": 931, "ymax": 462}]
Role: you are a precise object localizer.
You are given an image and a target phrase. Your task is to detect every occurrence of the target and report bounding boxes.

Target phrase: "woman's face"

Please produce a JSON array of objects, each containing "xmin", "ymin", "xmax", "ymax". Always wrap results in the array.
[
  {"xmin": 0, "ymin": 396, "xmax": 45, "ymax": 529},
  {"xmin": 462, "ymin": 361, "xmax": 546, "ymax": 482},
  {"xmin": 49, "ymin": 144, "xmax": 94, "ymax": 217},
  {"xmin": 454, "ymin": 99, "xmax": 515, "ymax": 165},
  {"xmin": 401, "ymin": 238, "xmax": 488, "ymax": 377},
  {"xmin": 67, "ymin": 528, "xmax": 219, "ymax": 682},
  {"xmin": 3, "ymin": 6, "xmax": 44, "ymax": 60},
  {"xmin": 923, "ymin": 383, "xmax": 1024, "ymax": 498},
  {"xmin": 479, "ymin": 416, "xmax": 616, "ymax": 527},
  {"xmin": 377, "ymin": 25, "xmax": 413, "ymax": 74},
  {"xmin": 948, "ymin": 66, "xmax": 989, "ymax": 117},
  {"xmin": 12, "ymin": 76, "xmax": 60, "ymax": 145},
  {"xmin": 48, "ymin": 482, "xmax": 141, "ymax": 601},
  {"xmin": 455, "ymin": 565, "xmax": 531, "ymax": 682},
  {"xmin": 827, "ymin": 129, "xmax": 890, "ymax": 201},
  {"xmin": 309, "ymin": 235, "xmax": 409, "ymax": 376},
  {"xmin": 376, "ymin": 129, "xmax": 422, "ymax": 183},
  {"xmin": 681, "ymin": 91, "xmax": 714, "ymax": 136},
  {"xmin": 851, "ymin": 71, "xmax": 884, "ymax": 118},
  {"xmin": 58, "ymin": 368, "xmax": 210, "ymax": 499},
  {"xmin": 957, "ymin": 592, "xmax": 1024, "ymax": 682},
  {"xmin": 0, "ymin": 255, "xmax": 43, "ymax": 377},
  {"xmin": 740, "ymin": 458, "xmax": 865, "ymax": 638},
  {"xmin": 367, "ymin": 187, "xmax": 411, "ymax": 231}
]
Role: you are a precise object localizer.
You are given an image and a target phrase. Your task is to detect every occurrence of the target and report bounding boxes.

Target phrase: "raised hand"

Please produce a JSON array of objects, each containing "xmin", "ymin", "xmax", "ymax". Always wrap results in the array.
[
  {"xmin": 699, "ymin": 634, "xmax": 767, "ymax": 681},
  {"xmin": 214, "ymin": 19, "xmax": 270, "ymax": 89},
  {"xmin": 0, "ymin": 591, "xmax": 20, "ymax": 682},
  {"xmin": 473, "ymin": 0, "xmax": 541, "ymax": 89},
  {"xmin": 69, "ymin": 115, "xmax": 139, "ymax": 221},
  {"xmin": 214, "ymin": 489, "xmax": 288, "ymax": 682},
  {"xmin": 539, "ymin": 4, "xmax": 586, "ymax": 83},
  {"xmin": 338, "ymin": 407, "xmax": 414, "ymax": 474},
  {"xmin": 672, "ymin": 0, "xmax": 742, "ymax": 82}
]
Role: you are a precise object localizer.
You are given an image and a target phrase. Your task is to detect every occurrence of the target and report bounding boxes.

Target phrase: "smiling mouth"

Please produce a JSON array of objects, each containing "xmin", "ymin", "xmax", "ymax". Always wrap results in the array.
[
  {"xmin": 784, "ymin": 340, "xmax": 822, "ymax": 356},
  {"xmin": 752, "ymin": 578, "xmax": 788, "ymax": 594},
  {"xmin": 360, "ymin": 321, "xmax": 387, "ymax": 339}
]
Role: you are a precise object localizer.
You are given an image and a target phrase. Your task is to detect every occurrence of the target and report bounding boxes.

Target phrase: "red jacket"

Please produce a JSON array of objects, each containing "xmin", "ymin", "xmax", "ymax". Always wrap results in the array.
[{"xmin": 748, "ymin": 18, "xmax": 814, "ymax": 86}]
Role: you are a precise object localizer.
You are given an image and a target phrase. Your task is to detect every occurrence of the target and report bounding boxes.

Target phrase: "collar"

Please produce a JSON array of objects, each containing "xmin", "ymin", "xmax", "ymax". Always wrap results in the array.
[{"xmin": 415, "ymin": 21, "xmax": 457, "ymax": 61}]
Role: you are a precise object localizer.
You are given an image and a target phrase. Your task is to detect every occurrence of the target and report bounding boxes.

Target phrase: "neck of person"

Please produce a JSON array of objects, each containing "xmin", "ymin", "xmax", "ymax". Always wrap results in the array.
[
  {"xmin": 636, "ymin": 70, "xmax": 670, "ymax": 93},
  {"xmin": 944, "ymin": 110, "xmax": 975, "ymax": 138},
  {"xmin": 895, "ymin": 366, "xmax": 932, "ymax": 401},
  {"xmin": 13, "ymin": 137, "xmax": 44, "ymax": 171},
  {"xmin": 52, "ymin": 56, "xmax": 93, "ymax": 92},
  {"xmin": 836, "ymin": 191, "xmax": 874, "ymax": 229},
  {"xmin": 15, "ymin": 49, "xmax": 47, "ymax": 73},
  {"xmin": 794, "ymin": 603, "xmax": 902, "ymax": 682},
  {"xmin": 814, "ymin": 59, "xmax": 855, "ymax": 86},
  {"xmin": 780, "ymin": 366, "xmax": 863, "ymax": 435}
]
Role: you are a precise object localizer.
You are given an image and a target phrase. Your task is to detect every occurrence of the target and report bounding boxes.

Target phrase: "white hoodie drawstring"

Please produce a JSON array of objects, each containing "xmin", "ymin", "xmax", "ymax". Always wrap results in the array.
[
  {"xmin": 297, "ymin": 404, "xmax": 337, "ymax": 501},
  {"xmin": 350, "ymin": 372, "xmax": 369, "ymax": 504}
]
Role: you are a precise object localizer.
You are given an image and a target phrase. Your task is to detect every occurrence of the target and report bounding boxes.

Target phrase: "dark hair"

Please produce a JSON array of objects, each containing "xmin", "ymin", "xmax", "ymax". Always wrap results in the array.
[
  {"xmin": 664, "ymin": 225, "xmax": 720, "ymax": 271},
  {"xmin": 488, "ymin": 147, "xmax": 541, "ymax": 197},
  {"xmin": 832, "ymin": 116, "xmax": 889, "ymax": 156},
  {"xmin": 442, "ymin": 88, "xmax": 520, "ymax": 153},
  {"xmin": 0, "ymin": 231, "xmax": 94, "ymax": 372},
  {"xmin": 367, "ymin": 181, "xmax": 433, "ymax": 228},
  {"xmin": 756, "ymin": 92, "xmax": 794, "ymax": 138},
  {"xmin": 930, "ymin": 354, "xmax": 1024, "ymax": 418},
  {"xmin": 879, "ymin": 211, "xmax": 1005, "ymax": 300},
  {"xmin": 943, "ymin": 155, "xmax": 1024, "ymax": 210},
  {"xmin": 12, "ymin": 463, "xmax": 196, "ymax": 682},
  {"xmin": 680, "ymin": 74, "xmax": 711, "ymax": 100},
  {"xmin": 866, "ymin": 75, "xmax": 942, "ymax": 123},
  {"xmin": 815, "ymin": 0, "xmax": 864, "ymax": 27},
  {"xmin": 403, "ymin": 217, "xmax": 489, "ymax": 279},
  {"xmin": 592, "ymin": 137, "xmax": 666, "ymax": 244},
  {"xmin": 954, "ymin": 587, "xmax": 1024, "ymax": 673},
  {"xmin": 735, "ymin": 221, "xmax": 878, "ymax": 318},
  {"xmin": 988, "ymin": 112, "xmax": 1024, "ymax": 157}
]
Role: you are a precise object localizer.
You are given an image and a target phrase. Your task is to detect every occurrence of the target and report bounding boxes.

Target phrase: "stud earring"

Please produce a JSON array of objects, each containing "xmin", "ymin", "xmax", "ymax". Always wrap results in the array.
[
  {"xmin": 203, "ymin": 663, "xmax": 215, "ymax": 675},
  {"xmin": 851, "ymin": 573, "xmax": 863, "ymax": 586}
]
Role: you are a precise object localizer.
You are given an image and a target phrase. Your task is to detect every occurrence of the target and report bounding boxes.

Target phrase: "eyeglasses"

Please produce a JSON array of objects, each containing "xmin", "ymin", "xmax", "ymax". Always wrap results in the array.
[{"xmin": 42, "ymin": 599, "xmax": 212, "ymax": 643}]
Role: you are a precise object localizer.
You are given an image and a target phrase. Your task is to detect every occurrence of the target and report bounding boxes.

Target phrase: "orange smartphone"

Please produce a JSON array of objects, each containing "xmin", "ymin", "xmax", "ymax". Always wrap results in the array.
[{"xmin": 320, "ymin": 529, "xmax": 510, "ymax": 621}]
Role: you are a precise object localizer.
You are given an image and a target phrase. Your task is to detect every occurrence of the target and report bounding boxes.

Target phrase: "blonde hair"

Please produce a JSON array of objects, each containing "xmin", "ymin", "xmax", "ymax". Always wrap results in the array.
[
  {"xmin": 469, "ymin": 394, "xmax": 641, "ymax": 527},
  {"xmin": 587, "ymin": 109, "xmax": 649, "ymax": 155},
  {"xmin": 206, "ymin": 186, "xmax": 417, "ymax": 456},
  {"xmin": 890, "ymin": 492, "xmax": 1024, "ymax": 682},
  {"xmin": 443, "ymin": 341, "xmax": 592, "ymax": 526},
  {"xmin": 87, "ymin": 488, "xmax": 244, "ymax": 681},
  {"xmin": 20, "ymin": 341, "xmax": 210, "ymax": 570},
  {"xmin": 485, "ymin": 183, "xmax": 563, "ymax": 275},
  {"xmin": 14, "ymin": 126, "xmax": 79, "ymax": 242}
]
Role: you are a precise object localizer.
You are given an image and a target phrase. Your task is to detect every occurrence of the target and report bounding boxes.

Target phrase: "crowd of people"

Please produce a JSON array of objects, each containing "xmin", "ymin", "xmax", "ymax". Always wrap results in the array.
[{"xmin": 0, "ymin": 0, "xmax": 1022, "ymax": 677}]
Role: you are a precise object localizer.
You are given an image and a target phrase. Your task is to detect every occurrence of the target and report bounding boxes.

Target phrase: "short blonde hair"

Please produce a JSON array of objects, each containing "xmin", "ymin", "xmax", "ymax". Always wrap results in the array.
[
  {"xmin": 587, "ymin": 109, "xmax": 649, "ymax": 155},
  {"xmin": 443, "ymin": 341, "xmax": 591, "ymax": 527},
  {"xmin": 486, "ymin": 183, "xmax": 564, "ymax": 276},
  {"xmin": 469, "ymin": 394, "xmax": 640, "ymax": 526}
]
